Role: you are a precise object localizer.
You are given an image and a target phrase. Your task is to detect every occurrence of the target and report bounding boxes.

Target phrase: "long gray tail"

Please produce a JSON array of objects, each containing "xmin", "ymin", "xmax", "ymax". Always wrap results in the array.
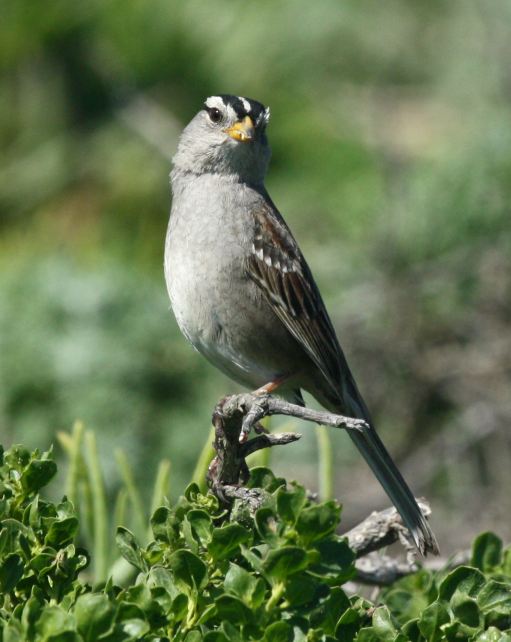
[
  {"xmin": 347, "ymin": 424, "xmax": 439, "ymax": 555},
  {"xmin": 338, "ymin": 376, "xmax": 439, "ymax": 555}
]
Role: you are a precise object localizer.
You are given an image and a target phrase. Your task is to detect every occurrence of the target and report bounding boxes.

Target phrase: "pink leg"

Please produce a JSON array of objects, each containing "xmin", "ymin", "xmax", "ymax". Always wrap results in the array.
[{"xmin": 253, "ymin": 373, "xmax": 290, "ymax": 396}]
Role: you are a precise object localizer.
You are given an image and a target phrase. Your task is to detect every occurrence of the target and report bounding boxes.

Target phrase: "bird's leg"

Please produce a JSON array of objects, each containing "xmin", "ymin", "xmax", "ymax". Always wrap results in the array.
[
  {"xmin": 253, "ymin": 373, "xmax": 289, "ymax": 396},
  {"xmin": 239, "ymin": 374, "xmax": 291, "ymax": 443}
]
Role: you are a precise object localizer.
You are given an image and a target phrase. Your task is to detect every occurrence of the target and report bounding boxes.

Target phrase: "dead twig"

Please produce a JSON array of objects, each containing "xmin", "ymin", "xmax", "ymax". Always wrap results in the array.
[{"xmin": 207, "ymin": 391, "xmax": 439, "ymax": 583}]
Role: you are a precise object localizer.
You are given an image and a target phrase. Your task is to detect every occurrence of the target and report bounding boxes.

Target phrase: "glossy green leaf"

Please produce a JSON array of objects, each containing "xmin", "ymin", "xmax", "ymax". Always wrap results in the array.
[
  {"xmin": 224, "ymin": 562, "xmax": 266, "ymax": 608},
  {"xmin": 310, "ymin": 587, "xmax": 350, "ymax": 634},
  {"xmin": 451, "ymin": 591, "xmax": 481, "ymax": 628},
  {"xmin": 296, "ymin": 501, "xmax": 340, "ymax": 545},
  {"xmin": 44, "ymin": 517, "xmax": 78, "ymax": 548},
  {"xmin": 276, "ymin": 484, "xmax": 306, "ymax": 524},
  {"xmin": 208, "ymin": 523, "xmax": 251, "ymax": 560},
  {"xmin": 475, "ymin": 626, "xmax": 511, "ymax": 642},
  {"xmin": 0, "ymin": 553, "xmax": 24, "ymax": 592},
  {"xmin": 372, "ymin": 606, "xmax": 399, "ymax": 641},
  {"xmin": 168, "ymin": 548, "xmax": 208, "ymax": 591},
  {"xmin": 35, "ymin": 605, "xmax": 75, "ymax": 638},
  {"xmin": 438, "ymin": 566, "xmax": 486, "ymax": 600},
  {"xmin": 383, "ymin": 587, "xmax": 428, "ymax": 623},
  {"xmin": 471, "ymin": 533, "xmax": 503, "ymax": 572},
  {"xmin": 118, "ymin": 618, "xmax": 150, "ymax": 639},
  {"xmin": 262, "ymin": 546, "xmax": 308, "ymax": 581},
  {"xmin": 417, "ymin": 600, "xmax": 450, "ymax": 641},
  {"xmin": 477, "ymin": 579, "xmax": 511, "ymax": 614},
  {"xmin": 263, "ymin": 620, "xmax": 293, "ymax": 642},
  {"xmin": 284, "ymin": 573, "xmax": 321, "ymax": 608},
  {"xmin": 74, "ymin": 593, "xmax": 116, "ymax": 642},
  {"xmin": 186, "ymin": 509, "xmax": 212, "ymax": 546},
  {"xmin": 20, "ymin": 459, "xmax": 57, "ymax": 493},
  {"xmin": 311, "ymin": 537, "xmax": 355, "ymax": 581},
  {"xmin": 214, "ymin": 594, "xmax": 254, "ymax": 625},
  {"xmin": 335, "ymin": 607, "xmax": 361, "ymax": 642},
  {"xmin": 255, "ymin": 507, "xmax": 280, "ymax": 544},
  {"xmin": 247, "ymin": 467, "xmax": 286, "ymax": 492},
  {"xmin": 116, "ymin": 526, "xmax": 147, "ymax": 572}
]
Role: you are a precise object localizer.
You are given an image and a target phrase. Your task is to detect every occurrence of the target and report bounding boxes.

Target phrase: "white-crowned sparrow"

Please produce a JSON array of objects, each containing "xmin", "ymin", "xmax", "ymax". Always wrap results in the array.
[{"xmin": 165, "ymin": 94, "xmax": 438, "ymax": 555}]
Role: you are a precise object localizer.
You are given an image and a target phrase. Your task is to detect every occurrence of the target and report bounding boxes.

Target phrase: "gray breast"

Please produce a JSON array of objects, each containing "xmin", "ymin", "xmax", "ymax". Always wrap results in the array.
[{"xmin": 165, "ymin": 173, "xmax": 303, "ymax": 388}]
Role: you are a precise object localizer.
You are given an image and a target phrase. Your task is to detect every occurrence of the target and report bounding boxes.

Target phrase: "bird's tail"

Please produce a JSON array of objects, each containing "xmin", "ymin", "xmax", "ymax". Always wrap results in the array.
[
  {"xmin": 340, "ymin": 381, "xmax": 439, "ymax": 556},
  {"xmin": 347, "ymin": 424, "xmax": 439, "ymax": 555}
]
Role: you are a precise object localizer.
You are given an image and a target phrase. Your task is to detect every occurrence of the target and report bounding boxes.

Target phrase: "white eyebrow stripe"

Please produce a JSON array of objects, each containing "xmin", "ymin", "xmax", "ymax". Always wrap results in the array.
[
  {"xmin": 239, "ymin": 97, "xmax": 251, "ymax": 113},
  {"xmin": 205, "ymin": 96, "xmax": 236, "ymax": 122},
  {"xmin": 205, "ymin": 96, "xmax": 226, "ymax": 111}
]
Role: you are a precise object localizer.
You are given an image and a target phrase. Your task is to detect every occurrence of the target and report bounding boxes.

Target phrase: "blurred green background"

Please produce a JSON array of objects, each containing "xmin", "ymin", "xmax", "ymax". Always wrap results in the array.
[{"xmin": 1, "ymin": 0, "xmax": 510, "ymax": 553}]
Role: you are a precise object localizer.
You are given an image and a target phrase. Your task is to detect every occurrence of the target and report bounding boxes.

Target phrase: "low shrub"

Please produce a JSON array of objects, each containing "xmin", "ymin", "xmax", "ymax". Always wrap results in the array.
[{"xmin": 1, "ymin": 444, "xmax": 510, "ymax": 641}]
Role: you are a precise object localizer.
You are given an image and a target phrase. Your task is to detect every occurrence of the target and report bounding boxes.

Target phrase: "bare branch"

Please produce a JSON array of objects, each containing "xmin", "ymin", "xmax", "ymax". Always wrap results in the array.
[
  {"xmin": 207, "ymin": 391, "xmax": 438, "ymax": 572},
  {"xmin": 344, "ymin": 501, "xmax": 432, "ymax": 559}
]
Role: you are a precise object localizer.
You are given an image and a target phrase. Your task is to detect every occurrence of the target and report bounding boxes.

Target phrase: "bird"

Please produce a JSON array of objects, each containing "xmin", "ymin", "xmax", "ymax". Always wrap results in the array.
[{"xmin": 164, "ymin": 94, "xmax": 439, "ymax": 555}]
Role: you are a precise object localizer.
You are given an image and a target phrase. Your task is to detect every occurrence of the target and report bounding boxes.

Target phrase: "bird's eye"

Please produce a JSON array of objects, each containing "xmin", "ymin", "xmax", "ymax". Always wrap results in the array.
[{"xmin": 207, "ymin": 107, "xmax": 222, "ymax": 123}]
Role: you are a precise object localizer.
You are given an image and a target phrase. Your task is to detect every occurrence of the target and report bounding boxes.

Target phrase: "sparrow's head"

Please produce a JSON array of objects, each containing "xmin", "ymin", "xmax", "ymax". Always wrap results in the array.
[{"xmin": 172, "ymin": 95, "xmax": 271, "ymax": 184}]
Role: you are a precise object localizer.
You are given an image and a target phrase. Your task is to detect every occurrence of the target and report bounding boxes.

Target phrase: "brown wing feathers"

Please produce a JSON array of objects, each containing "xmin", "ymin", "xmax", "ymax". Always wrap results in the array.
[{"xmin": 247, "ymin": 204, "xmax": 343, "ymax": 394}]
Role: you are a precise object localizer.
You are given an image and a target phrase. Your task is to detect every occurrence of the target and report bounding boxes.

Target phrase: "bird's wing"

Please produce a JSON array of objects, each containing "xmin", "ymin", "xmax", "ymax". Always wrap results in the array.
[{"xmin": 246, "ymin": 199, "xmax": 349, "ymax": 400}]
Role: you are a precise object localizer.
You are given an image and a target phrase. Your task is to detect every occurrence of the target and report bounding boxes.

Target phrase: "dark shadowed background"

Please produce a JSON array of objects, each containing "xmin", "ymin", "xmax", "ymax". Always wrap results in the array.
[{"xmin": 1, "ymin": 0, "xmax": 510, "ymax": 553}]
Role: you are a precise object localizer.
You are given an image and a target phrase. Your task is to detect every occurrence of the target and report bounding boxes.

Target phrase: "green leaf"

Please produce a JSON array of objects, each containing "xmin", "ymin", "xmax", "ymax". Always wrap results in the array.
[
  {"xmin": 311, "ymin": 537, "xmax": 355, "ymax": 581},
  {"xmin": 116, "ymin": 526, "xmax": 147, "ymax": 572},
  {"xmin": 208, "ymin": 523, "xmax": 251, "ymax": 560},
  {"xmin": 372, "ymin": 606, "xmax": 398, "ymax": 641},
  {"xmin": 401, "ymin": 618, "xmax": 421, "ymax": 642},
  {"xmin": 44, "ymin": 517, "xmax": 79, "ymax": 548},
  {"xmin": 255, "ymin": 507, "xmax": 280, "ymax": 544},
  {"xmin": 417, "ymin": 600, "xmax": 450, "ymax": 641},
  {"xmin": 296, "ymin": 501, "xmax": 340, "ymax": 545},
  {"xmin": 450, "ymin": 591, "xmax": 480, "ymax": 628},
  {"xmin": 214, "ymin": 594, "xmax": 254, "ymax": 625},
  {"xmin": 5, "ymin": 445, "xmax": 31, "ymax": 471},
  {"xmin": 186, "ymin": 509, "xmax": 212, "ymax": 546},
  {"xmin": 168, "ymin": 548, "xmax": 208, "ymax": 591},
  {"xmin": 471, "ymin": 532, "xmax": 503, "ymax": 572},
  {"xmin": 203, "ymin": 633, "xmax": 229, "ymax": 642},
  {"xmin": 284, "ymin": 573, "xmax": 320, "ymax": 608},
  {"xmin": 35, "ymin": 606, "xmax": 75, "ymax": 638},
  {"xmin": 75, "ymin": 593, "xmax": 116, "ymax": 642},
  {"xmin": 118, "ymin": 618, "xmax": 150, "ymax": 640},
  {"xmin": 224, "ymin": 562, "xmax": 266, "ymax": 608},
  {"xmin": 21, "ymin": 596, "xmax": 43, "ymax": 640},
  {"xmin": 475, "ymin": 626, "xmax": 511, "ymax": 642},
  {"xmin": 262, "ymin": 546, "xmax": 308, "ymax": 581},
  {"xmin": 355, "ymin": 628, "xmax": 380, "ymax": 642},
  {"xmin": 20, "ymin": 459, "xmax": 57, "ymax": 493},
  {"xmin": 335, "ymin": 607, "xmax": 361, "ymax": 642},
  {"xmin": 438, "ymin": 566, "xmax": 486, "ymax": 601},
  {"xmin": 184, "ymin": 632, "xmax": 203, "ymax": 642},
  {"xmin": 276, "ymin": 485, "xmax": 306, "ymax": 524},
  {"xmin": 184, "ymin": 482, "xmax": 201, "ymax": 501},
  {"xmin": 263, "ymin": 621, "xmax": 293, "ymax": 642},
  {"xmin": 477, "ymin": 579, "xmax": 511, "ymax": 614},
  {"xmin": 0, "ymin": 553, "xmax": 24, "ymax": 592},
  {"xmin": 247, "ymin": 467, "xmax": 286, "ymax": 492},
  {"xmin": 310, "ymin": 587, "xmax": 350, "ymax": 634},
  {"xmin": 383, "ymin": 588, "xmax": 428, "ymax": 623}
]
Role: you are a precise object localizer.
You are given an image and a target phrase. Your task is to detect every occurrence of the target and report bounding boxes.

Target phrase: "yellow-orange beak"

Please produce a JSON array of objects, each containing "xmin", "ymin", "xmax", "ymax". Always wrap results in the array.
[{"xmin": 224, "ymin": 115, "xmax": 255, "ymax": 142}]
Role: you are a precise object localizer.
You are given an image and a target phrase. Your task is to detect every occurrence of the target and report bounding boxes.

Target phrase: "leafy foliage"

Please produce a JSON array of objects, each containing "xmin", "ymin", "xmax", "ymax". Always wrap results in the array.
[{"xmin": 1, "ymin": 443, "xmax": 511, "ymax": 641}]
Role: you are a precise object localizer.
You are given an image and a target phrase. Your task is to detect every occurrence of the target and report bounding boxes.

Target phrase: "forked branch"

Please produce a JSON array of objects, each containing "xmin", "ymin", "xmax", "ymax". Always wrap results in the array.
[{"xmin": 207, "ymin": 391, "xmax": 437, "ymax": 584}]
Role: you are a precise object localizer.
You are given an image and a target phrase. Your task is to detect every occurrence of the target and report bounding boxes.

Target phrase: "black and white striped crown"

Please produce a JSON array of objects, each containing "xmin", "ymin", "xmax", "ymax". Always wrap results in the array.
[{"xmin": 203, "ymin": 95, "xmax": 270, "ymax": 128}]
